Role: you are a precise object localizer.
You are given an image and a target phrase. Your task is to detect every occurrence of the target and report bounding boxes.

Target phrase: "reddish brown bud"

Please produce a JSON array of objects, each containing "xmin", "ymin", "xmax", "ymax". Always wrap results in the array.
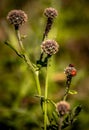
[
  {"xmin": 41, "ymin": 40, "xmax": 59, "ymax": 56},
  {"xmin": 56, "ymin": 101, "xmax": 70, "ymax": 116},
  {"xmin": 7, "ymin": 10, "xmax": 28, "ymax": 29},
  {"xmin": 44, "ymin": 7, "xmax": 58, "ymax": 19}
]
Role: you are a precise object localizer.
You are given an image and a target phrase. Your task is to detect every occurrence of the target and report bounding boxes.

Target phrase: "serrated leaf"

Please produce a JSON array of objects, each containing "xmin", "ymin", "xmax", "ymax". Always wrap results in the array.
[{"xmin": 68, "ymin": 90, "xmax": 78, "ymax": 95}]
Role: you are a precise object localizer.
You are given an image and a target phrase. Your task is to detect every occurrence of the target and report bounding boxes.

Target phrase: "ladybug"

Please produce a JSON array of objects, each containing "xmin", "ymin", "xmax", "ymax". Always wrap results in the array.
[{"xmin": 71, "ymin": 69, "xmax": 77, "ymax": 76}]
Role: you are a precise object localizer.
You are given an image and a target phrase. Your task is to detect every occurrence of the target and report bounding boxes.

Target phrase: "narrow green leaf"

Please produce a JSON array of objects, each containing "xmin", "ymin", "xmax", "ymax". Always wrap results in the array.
[{"xmin": 69, "ymin": 90, "xmax": 78, "ymax": 95}]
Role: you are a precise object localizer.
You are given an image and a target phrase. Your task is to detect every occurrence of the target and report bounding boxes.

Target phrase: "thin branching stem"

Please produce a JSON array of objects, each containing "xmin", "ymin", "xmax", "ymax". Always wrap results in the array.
[
  {"xmin": 6, "ymin": 29, "xmax": 42, "ymax": 97},
  {"xmin": 42, "ymin": 18, "xmax": 53, "ymax": 41},
  {"xmin": 4, "ymin": 41, "xmax": 23, "ymax": 58},
  {"xmin": 44, "ymin": 59, "xmax": 49, "ymax": 130},
  {"xmin": 63, "ymin": 75, "xmax": 72, "ymax": 101},
  {"xmin": 15, "ymin": 29, "xmax": 35, "ymax": 72},
  {"xmin": 35, "ymin": 71, "xmax": 41, "ymax": 96},
  {"xmin": 59, "ymin": 116, "xmax": 63, "ymax": 130},
  {"xmin": 15, "ymin": 29, "xmax": 25, "ymax": 53}
]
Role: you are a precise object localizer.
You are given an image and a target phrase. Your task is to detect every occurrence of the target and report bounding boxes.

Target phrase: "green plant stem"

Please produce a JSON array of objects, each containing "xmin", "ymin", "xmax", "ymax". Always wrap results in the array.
[
  {"xmin": 15, "ymin": 29, "xmax": 35, "ymax": 72},
  {"xmin": 35, "ymin": 71, "xmax": 41, "ymax": 96},
  {"xmin": 4, "ymin": 41, "xmax": 23, "ymax": 58},
  {"xmin": 15, "ymin": 29, "xmax": 41, "ymax": 96},
  {"xmin": 63, "ymin": 86, "xmax": 70, "ymax": 101},
  {"xmin": 15, "ymin": 29, "xmax": 25, "ymax": 53},
  {"xmin": 44, "ymin": 60, "xmax": 49, "ymax": 130},
  {"xmin": 63, "ymin": 76, "xmax": 72, "ymax": 101},
  {"xmin": 59, "ymin": 117, "xmax": 63, "ymax": 130}
]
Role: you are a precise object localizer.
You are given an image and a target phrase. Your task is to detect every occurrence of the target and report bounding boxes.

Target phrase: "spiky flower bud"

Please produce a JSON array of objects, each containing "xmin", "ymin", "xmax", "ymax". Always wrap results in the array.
[
  {"xmin": 56, "ymin": 101, "xmax": 70, "ymax": 116},
  {"xmin": 44, "ymin": 7, "xmax": 58, "ymax": 19},
  {"xmin": 41, "ymin": 40, "xmax": 59, "ymax": 56},
  {"xmin": 64, "ymin": 64, "xmax": 77, "ymax": 77},
  {"xmin": 7, "ymin": 10, "xmax": 28, "ymax": 30},
  {"xmin": 42, "ymin": 7, "xmax": 58, "ymax": 41}
]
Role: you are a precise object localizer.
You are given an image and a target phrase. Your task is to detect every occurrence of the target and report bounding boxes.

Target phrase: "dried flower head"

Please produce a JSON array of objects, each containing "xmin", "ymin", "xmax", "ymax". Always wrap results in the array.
[
  {"xmin": 44, "ymin": 7, "xmax": 58, "ymax": 19},
  {"xmin": 41, "ymin": 40, "xmax": 59, "ymax": 56},
  {"xmin": 42, "ymin": 7, "xmax": 58, "ymax": 41},
  {"xmin": 7, "ymin": 10, "xmax": 28, "ymax": 29},
  {"xmin": 56, "ymin": 101, "xmax": 70, "ymax": 116},
  {"xmin": 64, "ymin": 64, "xmax": 77, "ymax": 77}
]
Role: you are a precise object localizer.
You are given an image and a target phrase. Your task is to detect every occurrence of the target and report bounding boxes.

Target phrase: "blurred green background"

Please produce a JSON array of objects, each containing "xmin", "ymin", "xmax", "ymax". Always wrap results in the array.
[{"xmin": 0, "ymin": 0, "xmax": 89, "ymax": 130}]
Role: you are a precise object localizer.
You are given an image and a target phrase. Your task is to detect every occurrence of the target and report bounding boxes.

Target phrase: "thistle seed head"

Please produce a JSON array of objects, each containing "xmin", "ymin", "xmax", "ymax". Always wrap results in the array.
[
  {"xmin": 44, "ymin": 7, "xmax": 58, "ymax": 19},
  {"xmin": 41, "ymin": 40, "xmax": 59, "ymax": 56},
  {"xmin": 7, "ymin": 10, "xmax": 28, "ymax": 29},
  {"xmin": 56, "ymin": 101, "xmax": 70, "ymax": 116}
]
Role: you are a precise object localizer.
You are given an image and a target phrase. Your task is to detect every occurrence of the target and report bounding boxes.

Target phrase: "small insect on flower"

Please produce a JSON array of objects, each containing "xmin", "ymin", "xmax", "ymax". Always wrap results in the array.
[
  {"xmin": 7, "ymin": 10, "xmax": 28, "ymax": 30},
  {"xmin": 64, "ymin": 64, "xmax": 77, "ymax": 77}
]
